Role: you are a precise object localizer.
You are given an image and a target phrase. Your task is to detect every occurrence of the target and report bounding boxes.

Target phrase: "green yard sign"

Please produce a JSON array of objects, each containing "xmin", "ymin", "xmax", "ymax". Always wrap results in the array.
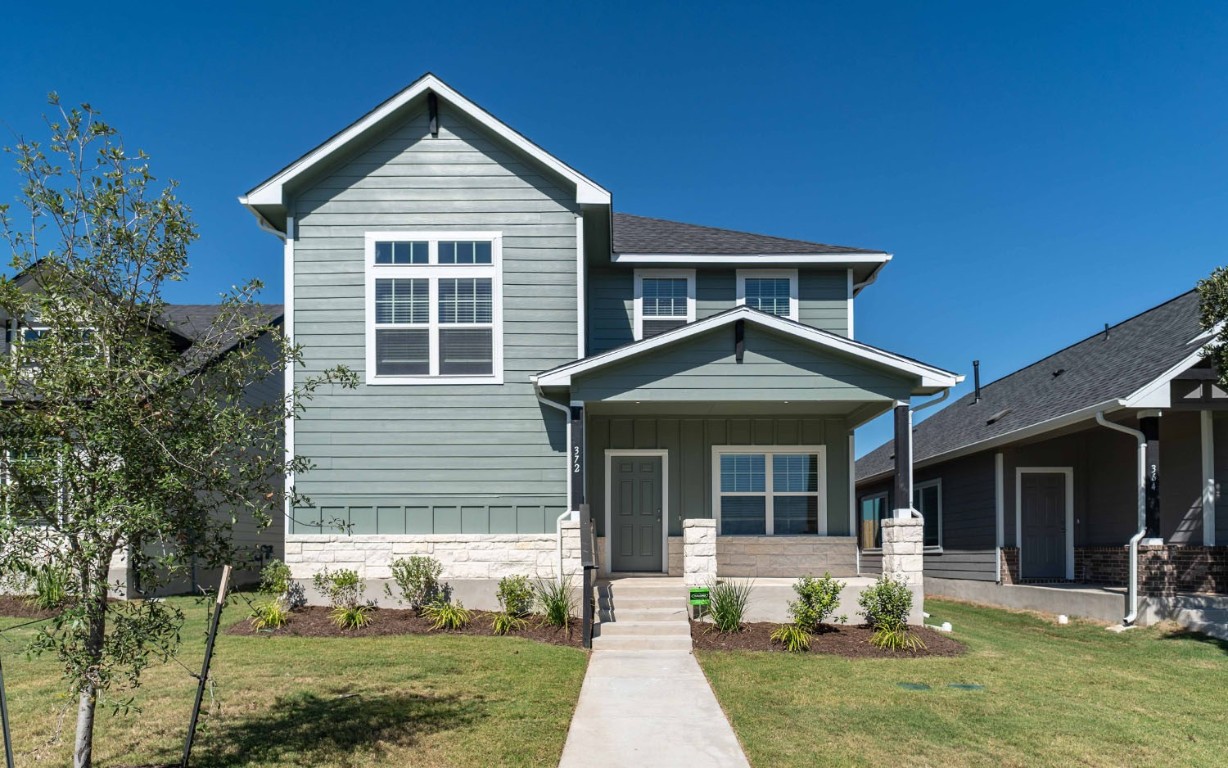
[{"xmin": 688, "ymin": 587, "xmax": 710, "ymax": 606}]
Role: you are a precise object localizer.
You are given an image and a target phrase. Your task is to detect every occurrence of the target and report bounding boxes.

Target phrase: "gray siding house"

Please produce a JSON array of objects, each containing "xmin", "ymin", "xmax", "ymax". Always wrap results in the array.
[
  {"xmin": 241, "ymin": 73, "xmax": 960, "ymax": 606},
  {"xmin": 857, "ymin": 290, "xmax": 1228, "ymax": 631}
]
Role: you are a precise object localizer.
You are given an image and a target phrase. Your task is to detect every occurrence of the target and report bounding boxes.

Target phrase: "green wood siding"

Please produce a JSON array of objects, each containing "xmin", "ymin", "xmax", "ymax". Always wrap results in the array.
[
  {"xmin": 572, "ymin": 324, "xmax": 914, "ymax": 403},
  {"xmin": 587, "ymin": 268, "xmax": 850, "ymax": 354},
  {"xmin": 290, "ymin": 103, "xmax": 576, "ymax": 534},
  {"xmin": 587, "ymin": 415, "xmax": 853, "ymax": 537}
]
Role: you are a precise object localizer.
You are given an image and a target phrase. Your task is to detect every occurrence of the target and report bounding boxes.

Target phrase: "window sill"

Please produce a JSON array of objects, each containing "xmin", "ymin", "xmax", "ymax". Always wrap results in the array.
[{"xmin": 366, "ymin": 374, "xmax": 504, "ymax": 385}]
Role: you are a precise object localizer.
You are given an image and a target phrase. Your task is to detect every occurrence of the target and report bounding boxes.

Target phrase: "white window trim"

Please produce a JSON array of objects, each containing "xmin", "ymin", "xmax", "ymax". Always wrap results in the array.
[
  {"xmin": 711, "ymin": 445, "xmax": 827, "ymax": 536},
  {"xmin": 364, "ymin": 231, "xmax": 504, "ymax": 385},
  {"xmin": 913, "ymin": 478, "xmax": 943, "ymax": 552},
  {"xmin": 1015, "ymin": 466, "xmax": 1075, "ymax": 580},
  {"xmin": 859, "ymin": 490, "xmax": 888, "ymax": 552},
  {"xmin": 736, "ymin": 269, "xmax": 799, "ymax": 321},
  {"xmin": 633, "ymin": 269, "xmax": 696, "ymax": 341}
]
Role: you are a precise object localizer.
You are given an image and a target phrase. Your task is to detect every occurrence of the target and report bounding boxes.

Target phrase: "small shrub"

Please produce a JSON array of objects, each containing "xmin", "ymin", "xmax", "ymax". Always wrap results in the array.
[
  {"xmin": 535, "ymin": 577, "xmax": 575, "ymax": 629},
  {"xmin": 788, "ymin": 573, "xmax": 846, "ymax": 631},
  {"xmin": 312, "ymin": 567, "xmax": 373, "ymax": 630},
  {"xmin": 423, "ymin": 597, "xmax": 471, "ymax": 631},
  {"xmin": 26, "ymin": 563, "xmax": 70, "ymax": 611},
  {"xmin": 385, "ymin": 556, "xmax": 444, "ymax": 612},
  {"xmin": 857, "ymin": 575, "xmax": 913, "ymax": 630},
  {"xmin": 496, "ymin": 575, "xmax": 534, "ymax": 617},
  {"xmin": 770, "ymin": 623, "xmax": 812, "ymax": 653},
  {"xmin": 259, "ymin": 559, "xmax": 293, "ymax": 596},
  {"xmin": 708, "ymin": 578, "xmax": 754, "ymax": 634},
  {"xmin": 249, "ymin": 600, "xmax": 290, "ymax": 630},
  {"xmin": 491, "ymin": 611, "xmax": 528, "ymax": 636}
]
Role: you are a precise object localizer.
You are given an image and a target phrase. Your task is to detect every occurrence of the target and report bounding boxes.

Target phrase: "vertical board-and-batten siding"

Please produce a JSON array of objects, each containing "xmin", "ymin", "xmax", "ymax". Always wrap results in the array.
[
  {"xmin": 588, "ymin": 415, "xmax": 853, "ymax": 538},
  {"xmin": 587, "ymin": 268, "xmax": 850, "ymax": 354},
  {"xmin": 290, "ymin": 103, "xmax": 576, "ymax": 534}
]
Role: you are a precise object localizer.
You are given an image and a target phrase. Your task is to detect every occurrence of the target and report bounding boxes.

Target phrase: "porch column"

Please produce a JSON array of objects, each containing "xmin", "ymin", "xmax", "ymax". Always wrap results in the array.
[
  {"xmin": 569, "ymin": 403, "xmax": 585, "ymax": 513},
  {"xmin": 1202, "ymin": 410, "xmax": 1216, "ymax": 546},
  {"xmin": 892, "ymin": 400, "xmax": 912, "ymax": 519},
  {"xmin": 1140, "ymin": 410, "xmax": 1161, "ymax": 542}
]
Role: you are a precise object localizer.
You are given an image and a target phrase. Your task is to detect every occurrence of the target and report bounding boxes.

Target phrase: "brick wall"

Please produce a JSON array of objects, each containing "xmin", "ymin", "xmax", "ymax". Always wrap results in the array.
[
  {"xmin": 1000, "ymin": 547, "xmax": 1019, "ymax": 585},
  {"xmin": 1073, "ymin": 545, "xmax": 1228, "ymax": 595}
]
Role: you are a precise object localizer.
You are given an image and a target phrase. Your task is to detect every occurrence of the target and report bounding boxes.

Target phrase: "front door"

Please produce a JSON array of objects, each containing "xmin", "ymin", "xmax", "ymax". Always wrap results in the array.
[
  {"xmin": 1020, "ymin": 472, "xmax": 1067, "ymax": 579},
  {"xmin": 610, "ymin": 455, "xmax": 663, "ymax": 572}
]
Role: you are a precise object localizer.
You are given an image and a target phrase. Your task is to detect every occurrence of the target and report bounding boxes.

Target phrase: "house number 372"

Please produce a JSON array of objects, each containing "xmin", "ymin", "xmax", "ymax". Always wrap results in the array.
[{"xmin": 573, "ymin": 446, "xmax": 581, "ymax": 473}]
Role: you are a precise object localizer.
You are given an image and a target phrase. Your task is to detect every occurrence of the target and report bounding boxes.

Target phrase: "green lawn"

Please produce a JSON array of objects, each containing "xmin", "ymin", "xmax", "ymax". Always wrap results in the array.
[
  {"xmin": 0, "ymin": 596, "xmax": 588, "ymax": 767},
  {"xmin": 698, "ymin": 598, "xmax": 1228, "ymax": 768}
]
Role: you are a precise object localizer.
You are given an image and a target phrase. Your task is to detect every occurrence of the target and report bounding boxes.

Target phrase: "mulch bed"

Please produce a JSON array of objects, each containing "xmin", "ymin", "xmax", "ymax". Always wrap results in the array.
[
  {"xmin": 225, "ymin": 605, "xmax": 586, "ymax": 648},
  {"xmin": 690, "ymin": 621, "xmax": 965, "ymax": 658},
  {"xmin": 0, "ymin": 595, "xmax": 59, "ymax": 620}
]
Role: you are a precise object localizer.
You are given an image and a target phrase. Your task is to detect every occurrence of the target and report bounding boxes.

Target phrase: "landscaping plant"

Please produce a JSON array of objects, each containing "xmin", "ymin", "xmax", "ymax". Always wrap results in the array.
[
  {"xmin": 0, "ymin": 96, "xmax": 356, "ymax": 768},
  {"xmin": 248, "ymin": 558, "xmax": 298, "ymax": 630},
  {"xmin": 858, "ymin": 575, "xmax": 926, "ymax": 652},
  {"xmin": 423, "ymin": 596, "xmax": 471, "ymax": 631},
  {"xmin": 708, "ymin": 578, "xmax": 754, "ymax": 633},
  {"xmin": 385, "ymin": 555, "xmax": 444, "ymax": 612},
  {"xmin": 769, "ymin": 623, "xmax": 812, "ymax": 652},
  {"xmin": 535, "ymin": 577, "xmax": 575, "ymax": 630},
  {"xmin": 26, "ymin": 563, "xmax": 71, "ymax": 611},
  {"xmin": 788, "ymin": 573, "xmax": 847, "ymax": 632},
  {"xmin": 313, "ymin": 568, "xmax": 373, "ymax": 630},
  {"xmin": 492, "ymin": 574, "xmax": 534, "ymax": 635}
]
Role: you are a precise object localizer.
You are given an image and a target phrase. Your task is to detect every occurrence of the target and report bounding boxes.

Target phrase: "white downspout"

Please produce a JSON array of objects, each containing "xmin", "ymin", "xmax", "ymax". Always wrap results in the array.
[
  {"xmin": 1095, "ymin": 411, "xmax": 1147, "ymax": 625},
  {"xmin": 535, "ymin": 381, "xmax": 576, "ymax": 584}
]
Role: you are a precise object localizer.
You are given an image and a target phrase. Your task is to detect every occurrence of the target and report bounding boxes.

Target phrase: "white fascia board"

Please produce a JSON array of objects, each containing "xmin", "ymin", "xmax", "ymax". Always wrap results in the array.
[
  {"xmin": 612, "ymin": 252, "xmax": 891, "ymax": 265},
  {"xmin": 1122, "ymin": 345, "xmax": 1209, "ymax": 408},
  {"xmin": 534, "ymin": 305, "xmax": 961, "ymax": 389},
  {"xmin": 243, "ymin": 74, "xmax": 610, "ymax": 209},
  {"xmin": 856, "ymin": 398, "xmax": 1128, "ymax": 485}
]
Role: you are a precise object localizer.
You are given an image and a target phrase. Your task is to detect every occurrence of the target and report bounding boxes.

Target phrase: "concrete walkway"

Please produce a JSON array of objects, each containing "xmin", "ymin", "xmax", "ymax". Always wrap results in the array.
[{"xmin": 558, "ymin": 650, "xmax": 751, "ymax": 768}]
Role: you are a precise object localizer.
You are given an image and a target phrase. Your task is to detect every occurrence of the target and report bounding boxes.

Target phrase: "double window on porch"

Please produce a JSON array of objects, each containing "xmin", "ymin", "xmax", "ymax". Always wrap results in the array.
[{"xmin": 714, "ymin": 447, "xmax": 826, "ymax": 535}]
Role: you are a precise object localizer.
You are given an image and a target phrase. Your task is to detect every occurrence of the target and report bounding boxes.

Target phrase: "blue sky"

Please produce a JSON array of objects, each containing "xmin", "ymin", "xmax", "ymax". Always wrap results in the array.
[{"xmin": 2, "ymin": 2, "xmax": 1225, "ymax": 455}]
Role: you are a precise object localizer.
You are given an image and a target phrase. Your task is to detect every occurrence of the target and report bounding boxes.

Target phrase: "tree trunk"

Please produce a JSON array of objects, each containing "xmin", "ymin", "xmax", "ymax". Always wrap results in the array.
[
  {"xmin": 73, "ymin": 582, "xmax": 107, "ymax": 768},
  {"xmin": 73, "ymin": 683, "xmax": 97, "ymax": 768}
]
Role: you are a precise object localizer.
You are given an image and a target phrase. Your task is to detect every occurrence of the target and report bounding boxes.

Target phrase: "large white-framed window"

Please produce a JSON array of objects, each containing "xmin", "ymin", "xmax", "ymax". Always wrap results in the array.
[
  {"xmin": 913, "ymin": 478, "xmax": 942, "ymax": 549},
  {"xmin": 633, "ymin": 269, "xmax": 695, "ymax": 340},
  {"xmin": 736, "ymin": 269, "xmax": 798, "ymax": 321},
  {"xmin": 712, "ymin": 446, "xmax": 827, "ymax": 535},
  {"xmin": 364, "ymin": 231, "xmax": 503, "ymax": 385}
]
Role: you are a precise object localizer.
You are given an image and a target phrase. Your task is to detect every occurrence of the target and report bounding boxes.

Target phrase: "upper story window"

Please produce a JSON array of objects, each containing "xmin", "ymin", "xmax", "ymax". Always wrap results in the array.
[
  {"xmin": 365, "ymin": 232, "xmax": 503, "ymax": 385},
  {"xmin": 634, "ymin": 269, "xmax": 695, "ymax": 340},
  {"xmin": 737, "ymin": 269, "xmax": 798, "ymax": 321}
]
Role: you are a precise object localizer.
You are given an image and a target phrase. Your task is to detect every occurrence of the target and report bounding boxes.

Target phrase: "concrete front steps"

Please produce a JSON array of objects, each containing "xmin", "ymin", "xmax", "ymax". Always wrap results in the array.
[{"xmin": 593, "ymin": 577, "xmax": 692, "ymax": 651}]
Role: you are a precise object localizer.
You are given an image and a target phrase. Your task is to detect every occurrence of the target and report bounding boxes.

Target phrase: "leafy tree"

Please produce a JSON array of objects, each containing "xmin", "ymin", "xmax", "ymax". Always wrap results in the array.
[
  {"xmin": 1197, "ymin": 267, "xmax": 1228, "ymax": 384},
  {"xmin": 0, "ymin": 96, "xmax": 355, "ymax": 768}
]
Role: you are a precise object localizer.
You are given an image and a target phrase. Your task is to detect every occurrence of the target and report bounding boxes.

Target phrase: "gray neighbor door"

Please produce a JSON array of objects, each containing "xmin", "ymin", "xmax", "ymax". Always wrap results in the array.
[
  {"xmin": 1021, "ymin": 472, "xmax": 1067, "ymax": 579},
  {"xmin": 611, "ymin": 455, "xmax": 663, "ymax": 572}
]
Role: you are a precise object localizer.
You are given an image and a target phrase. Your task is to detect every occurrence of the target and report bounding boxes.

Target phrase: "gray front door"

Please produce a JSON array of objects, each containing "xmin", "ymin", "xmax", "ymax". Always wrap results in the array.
[
  {"xmin": 1021, "ymin": 472, "xmax": 1067, "ymax": 579},
  {"xmin": 611, "ymin": 455, "xmax": 663, "ymax": 572}
]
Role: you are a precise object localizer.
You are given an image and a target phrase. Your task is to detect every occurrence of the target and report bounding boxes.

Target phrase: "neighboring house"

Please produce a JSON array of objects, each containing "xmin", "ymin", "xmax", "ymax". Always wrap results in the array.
[
  {"xmin": 0, "ymin": 266, "xmax": 285, "ymax": 597},
  {"xmin": 240, "ymin": 73, "xmax": 961, "ymax": 610},
  {"xmin": 857, "ymin": 290, "xmax": 1228, "ymax": 629}
]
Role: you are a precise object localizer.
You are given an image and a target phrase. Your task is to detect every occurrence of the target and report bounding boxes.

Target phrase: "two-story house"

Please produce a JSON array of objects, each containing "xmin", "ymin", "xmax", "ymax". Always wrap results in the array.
[{"xmin": 241, "ymin": 73, "xmax": 960, "ymax": 610}]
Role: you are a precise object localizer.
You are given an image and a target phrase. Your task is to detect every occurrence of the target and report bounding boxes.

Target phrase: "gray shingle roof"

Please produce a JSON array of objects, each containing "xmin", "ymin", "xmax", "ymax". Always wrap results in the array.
[
  {"xmin": 856, "ymin": 290, "xmax": 1204, "ymax": 480},
  {"xmin": 161, "ymin": 304, "xmax": 284, "ymax": 343},
  {"xmin": 612, "ymin": 213, "xmax": 881, "ymax": 255}
]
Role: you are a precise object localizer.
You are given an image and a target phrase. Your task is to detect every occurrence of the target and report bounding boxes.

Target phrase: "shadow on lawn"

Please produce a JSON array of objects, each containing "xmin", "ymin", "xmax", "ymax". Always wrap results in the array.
[
  {"xmin": 1159, "ymin": 629, "xmax": 1228, "ymax": 654},
  {"xmin": 188, "ymin": 687, "xmax": 486, "ymax": 767}
]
